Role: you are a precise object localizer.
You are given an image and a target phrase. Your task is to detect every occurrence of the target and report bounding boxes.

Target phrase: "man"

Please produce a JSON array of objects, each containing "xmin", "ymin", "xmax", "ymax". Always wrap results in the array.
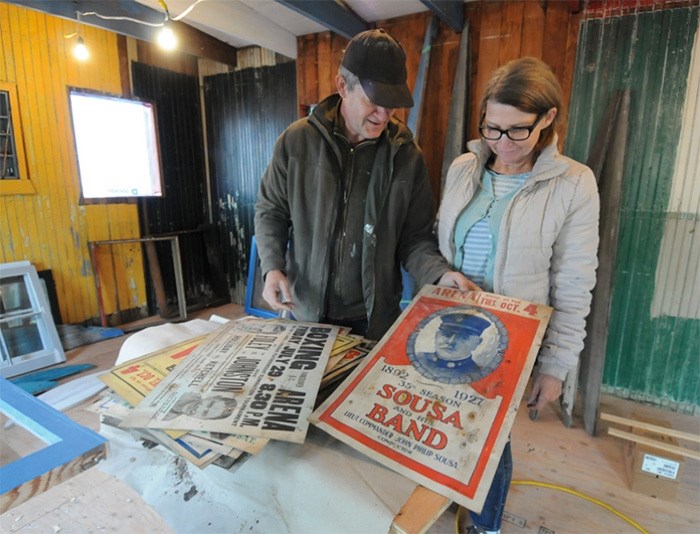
[{"xmin": 254, "ymin": 29, "xmax": 474, "ymax": 340}]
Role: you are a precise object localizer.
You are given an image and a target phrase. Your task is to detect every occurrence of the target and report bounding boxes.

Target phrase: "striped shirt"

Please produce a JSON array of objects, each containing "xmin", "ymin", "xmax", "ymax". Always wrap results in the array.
[{"xmin": 456, "ymin": 168, "xmax": 529, "ymax": 291}]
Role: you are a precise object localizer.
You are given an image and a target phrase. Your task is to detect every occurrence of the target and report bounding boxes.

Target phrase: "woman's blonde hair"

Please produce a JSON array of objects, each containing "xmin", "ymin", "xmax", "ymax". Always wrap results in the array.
[{"xmin": 479, "ymin": 57, "xmax": 562, "ymax": 151}]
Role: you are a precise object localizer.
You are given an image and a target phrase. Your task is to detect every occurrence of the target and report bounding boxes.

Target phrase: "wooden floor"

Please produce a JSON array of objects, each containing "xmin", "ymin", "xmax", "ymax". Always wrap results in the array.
[
  {"xmin": 2, "ymin": 303, "xmax": 699, "ymax": 533},
  {"xmin": 431, "ymin": 395, "xmax": 700, "ymax": 533}
]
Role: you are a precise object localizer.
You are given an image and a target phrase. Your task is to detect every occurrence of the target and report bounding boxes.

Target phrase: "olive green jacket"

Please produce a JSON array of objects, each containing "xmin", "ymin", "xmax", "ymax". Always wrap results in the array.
[{"xmin": 254, "ymin": 94, "xmax": 451, "ymax": 339}]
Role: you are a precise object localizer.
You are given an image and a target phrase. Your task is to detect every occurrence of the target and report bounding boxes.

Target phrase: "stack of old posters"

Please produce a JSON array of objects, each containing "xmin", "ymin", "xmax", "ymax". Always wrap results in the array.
[
  {"xmin": 321, "ymin": 337, "xmax": 375, "ymax": 388},
  {"xmin": 310, "ymin": 285, "xmax": 552, "ymax": 513},
  {"xmin": 93, "ymin": 317, "xmax": 363, "ymax": 468}
]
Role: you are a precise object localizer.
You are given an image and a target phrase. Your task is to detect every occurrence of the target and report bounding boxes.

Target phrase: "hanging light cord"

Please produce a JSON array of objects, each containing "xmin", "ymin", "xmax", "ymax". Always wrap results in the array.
[
  {"xmin": 453, "ymin": 479, "xmax": 648, "ymax": 534},
  {"xmin": 77, "ymin": 10, "xmax": 165, "ymax": 27},
  {"xmin": 76, "ymin": 0, "xmax": 209, "ymax": 28},
  {"xmin": 64, "ymin": 11, "xmax": 82, "ymax": 39},
  {"xmin": 170, "ymin": 0, "xmax": 209, "ymax": 21}
]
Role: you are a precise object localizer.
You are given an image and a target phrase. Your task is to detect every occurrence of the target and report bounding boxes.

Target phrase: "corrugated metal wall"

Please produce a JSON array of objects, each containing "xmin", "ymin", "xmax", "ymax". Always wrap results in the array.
[
  {"xmin": 566, "ymin": 5, "xmax": 699, "ymax": 412},
  {"xmin": 0, "ymin": 4, "xmax": 146, "ymax": 325},
  {"xmin": 650, "ymin": 26, "xmax": 700, "ymax": 321},
  {"xmin": 131, "ymin": 62, "xmax": 227, "ymax": 313},
  {"xmin": 204, "ymin": 62, "xmax": 297, "ymax": 303}
]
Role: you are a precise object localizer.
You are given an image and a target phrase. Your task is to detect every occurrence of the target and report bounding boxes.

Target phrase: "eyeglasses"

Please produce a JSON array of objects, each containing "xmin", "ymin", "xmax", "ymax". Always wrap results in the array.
[{"xmin": 479, "ymin": 113, "xmax": 545, "ymax": 141}]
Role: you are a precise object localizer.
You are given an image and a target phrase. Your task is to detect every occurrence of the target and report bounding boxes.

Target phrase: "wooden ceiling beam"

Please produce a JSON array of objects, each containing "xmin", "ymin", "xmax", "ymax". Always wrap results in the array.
[
  {"xmin": 419, "ymin": 0, "xmax": 464, "ymax": 32},
  {"xmin": 275, "ymin": 0, "xmax": 369, "ymax": 38}
]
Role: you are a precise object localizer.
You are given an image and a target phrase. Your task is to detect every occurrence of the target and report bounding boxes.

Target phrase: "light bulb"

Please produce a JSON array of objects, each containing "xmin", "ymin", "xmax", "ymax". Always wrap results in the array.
[
  {"xmin": 73, "ymin": 36, "xmax": 89, "ymax": 61},
  {"xmin": 157, "ymin": 26, "xmax": 177, "ymax": 51}
]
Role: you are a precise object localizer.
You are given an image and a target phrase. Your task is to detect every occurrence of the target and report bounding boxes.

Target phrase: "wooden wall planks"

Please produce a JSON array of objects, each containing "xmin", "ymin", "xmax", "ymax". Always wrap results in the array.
[
  {"xmin": 0, "ymin": 3, "xmax": 145, "ymax": 325},
  {"xmin": 295, "ymin": 1, "xmax": 582, "ymax": 203},
  {"xmin": 0, "ymin": 3, "xmax": 231, "ymax": 326}
]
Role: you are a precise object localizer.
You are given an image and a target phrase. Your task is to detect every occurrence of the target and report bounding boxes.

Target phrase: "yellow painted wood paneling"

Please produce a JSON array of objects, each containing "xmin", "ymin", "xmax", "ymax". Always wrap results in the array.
[{"xmin": 0, "ymin": 3, "xmax": 147, "ymax": 324}]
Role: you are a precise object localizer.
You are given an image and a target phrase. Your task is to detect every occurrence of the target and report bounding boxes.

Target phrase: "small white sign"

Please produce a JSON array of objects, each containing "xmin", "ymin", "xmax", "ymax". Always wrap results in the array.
[{"xmin": 641, "ymin": 453, "xmax": 680, "ymax": 479}]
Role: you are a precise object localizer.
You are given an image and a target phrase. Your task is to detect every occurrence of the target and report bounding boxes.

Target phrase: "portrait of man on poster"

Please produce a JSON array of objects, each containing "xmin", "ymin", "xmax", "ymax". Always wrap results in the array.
[
  {"xmin": 408, "ymin": 309, "xmax": 506, "ymax": 384},
  {"xmin": 164, "ymin": 393, "xmax": 237, "ymax": 421}
]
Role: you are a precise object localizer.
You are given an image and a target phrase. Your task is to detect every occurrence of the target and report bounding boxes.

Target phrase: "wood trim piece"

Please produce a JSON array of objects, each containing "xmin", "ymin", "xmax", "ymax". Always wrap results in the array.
[
  {"xmin": 579, "ymin": 89, "xmax": 631, "ymax": 436},
  {"xmin": 440, "ymin": 18, "xmax": 470, "ymax": 192},
  {"xmin": 607, "ymin": 428, "xmax": 700, "ymax": 460},
  {"xmin": 407, "ymin": 15, "xmax": 438, "ymax": 142},
  {"xmin": 0, "ymin": 179, "xmax": 35, "ymax": 194},
  {"xmin": 600, "ymin": 412, "xmax": 700, "ymax": 443},
  {"xmin": 390, "ymin": 486, "xmax": 451, "ymax": 534}
]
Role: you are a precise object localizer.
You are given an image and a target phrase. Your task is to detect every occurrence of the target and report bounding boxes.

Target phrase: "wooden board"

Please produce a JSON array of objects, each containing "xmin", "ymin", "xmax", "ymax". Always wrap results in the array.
[
  {"xmin": 407, "ymin": 15, "xmax": 438, "ymax": 141},
  {"xmin": 0, "ymin": 468, "xmax": 173, "ymax": 533},
  {"xmin": 439, "ymin": 19, "xmax": 470, "ymax": 192},
  {"xmin": 607, "ymin": 428, "xmax": 700, "ymax": 460},
  {"xmin": 391, "ymin": 486, "xmax": 451, "ymax": 534},
  {"xmin": 601, "ymin": 412, "xmax": 700, "ymax": 443},
  {"xmin": 579, "ymin": 89, "xmax": 631, "ymax": 435}
]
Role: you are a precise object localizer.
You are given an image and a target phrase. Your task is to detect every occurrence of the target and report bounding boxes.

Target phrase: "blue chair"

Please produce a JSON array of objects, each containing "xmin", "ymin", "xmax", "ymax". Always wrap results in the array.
[
  {"xmin": 400, "ymin": 267, "xmax": 414, "ymax": 310},
  {"xmin": 244, "ymin": 236, "xmax": 279, "ymax": 319}
]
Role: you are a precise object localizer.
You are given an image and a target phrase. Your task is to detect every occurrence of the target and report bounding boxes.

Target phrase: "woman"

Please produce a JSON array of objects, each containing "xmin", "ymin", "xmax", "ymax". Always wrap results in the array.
[{"xmin": 437, "ymin": 57, "xmax": 599, "ymax": 533}]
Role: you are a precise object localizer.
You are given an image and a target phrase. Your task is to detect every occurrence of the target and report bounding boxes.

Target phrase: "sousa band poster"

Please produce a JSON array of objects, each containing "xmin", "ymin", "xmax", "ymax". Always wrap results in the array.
[{"xmin": 310, "ymin": 285, "xmax": 552, "ymax": 512}]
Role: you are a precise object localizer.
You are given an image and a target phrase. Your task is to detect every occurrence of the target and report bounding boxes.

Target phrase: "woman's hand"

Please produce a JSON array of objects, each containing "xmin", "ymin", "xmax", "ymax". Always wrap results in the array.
[
  {"xmin": 526, "ymin": 373, "xmax": 563, "ymax": 412},
  {"xmin": 437, "ymin": 271, "xmax": 481, "ymax": 292}
]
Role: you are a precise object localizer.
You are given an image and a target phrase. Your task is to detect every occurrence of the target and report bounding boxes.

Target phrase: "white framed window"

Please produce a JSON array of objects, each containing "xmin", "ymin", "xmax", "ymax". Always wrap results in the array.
[{"xmin": 0, "ymin": 261, "xmax": 65, "ymax": 378}]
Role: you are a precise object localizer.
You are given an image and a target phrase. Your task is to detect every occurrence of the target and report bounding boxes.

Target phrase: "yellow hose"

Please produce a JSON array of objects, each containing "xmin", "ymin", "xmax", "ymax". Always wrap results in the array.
[{"xmin": 453, "ymin": 479, "xmax": 648, "ymax": 534}]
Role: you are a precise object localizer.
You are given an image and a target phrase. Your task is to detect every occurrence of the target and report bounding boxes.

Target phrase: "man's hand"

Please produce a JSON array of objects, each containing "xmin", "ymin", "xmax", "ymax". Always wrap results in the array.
[
  {"xmin": 526, "ymin": 373, "xmax": 563, "ymax": 412},
  {"xmin": 262, "ymin": 269, "xmax": 294, "ymax": 312},
  {"xmin": 437, "ymin": 271, "xmax": 481, "ymax": 292}
]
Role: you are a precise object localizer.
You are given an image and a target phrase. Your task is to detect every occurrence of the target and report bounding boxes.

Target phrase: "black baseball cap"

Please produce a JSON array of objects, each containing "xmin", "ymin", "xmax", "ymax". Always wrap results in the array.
[{"xmin": 341, "ymin": 29, "xmax": 414, "ymax": 109}]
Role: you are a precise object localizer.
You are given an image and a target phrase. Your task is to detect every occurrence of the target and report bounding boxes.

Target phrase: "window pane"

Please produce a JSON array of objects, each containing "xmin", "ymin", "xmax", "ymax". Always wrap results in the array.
[
  {"xmin": 0, "ymin": 89, "xmax": 19, "ymax": 179},
  {"xmin": 2, "ymin": 157, "xmax": 16, "ymax": 177},
  {"xmin": 0, "ymin": 275, "xmax": 34, "ymax": 314},
  {"xmin": 1, "ymin": 316, "xmax": 46, "ymax": 358}
]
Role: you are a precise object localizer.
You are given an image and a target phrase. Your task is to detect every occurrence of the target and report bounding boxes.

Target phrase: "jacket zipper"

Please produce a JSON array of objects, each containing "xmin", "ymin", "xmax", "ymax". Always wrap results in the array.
[
  {"xmin": 493, "ymin": 180, "xmax": 537, "ymax": 293},
  {"xmin": 333, "ymin": 147, "xmax": 355, "ymax": 301},
  {"xmin": 324, "ymin": 136, "xmax": 371, "ymax": 317}
]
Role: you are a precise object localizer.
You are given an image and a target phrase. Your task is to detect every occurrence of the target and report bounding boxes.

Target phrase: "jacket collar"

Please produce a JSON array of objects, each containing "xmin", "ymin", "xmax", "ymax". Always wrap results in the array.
[{"xmin": 466, "ymin": 134, "xmax": 568, "ymax": 183}]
